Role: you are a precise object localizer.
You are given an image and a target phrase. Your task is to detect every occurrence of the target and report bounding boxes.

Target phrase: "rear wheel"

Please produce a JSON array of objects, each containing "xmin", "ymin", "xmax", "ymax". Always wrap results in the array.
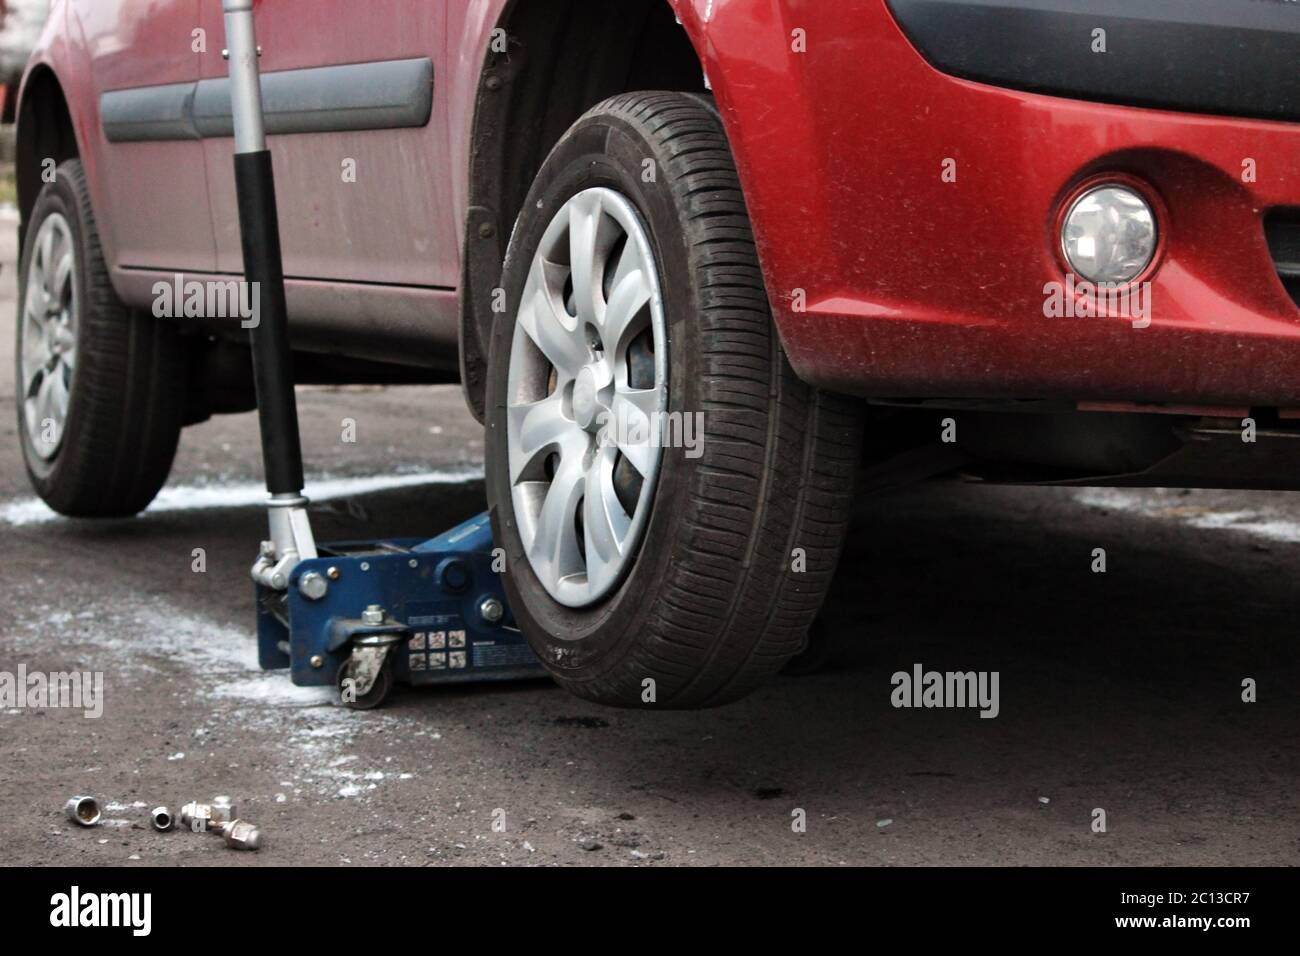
[
  {"xmin": 485, "ymin": 92, "xmax": 862, "ymax": 709},
  {"xmin": 16, "ymin": 159, "xmax": 184, "ymax": 517}
]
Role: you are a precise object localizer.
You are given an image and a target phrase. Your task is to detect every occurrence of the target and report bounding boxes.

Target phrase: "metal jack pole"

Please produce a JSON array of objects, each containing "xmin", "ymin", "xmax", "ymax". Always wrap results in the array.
[{"xmin": 222, "ymin": 0, "xmax": 317, "ymax": 590}]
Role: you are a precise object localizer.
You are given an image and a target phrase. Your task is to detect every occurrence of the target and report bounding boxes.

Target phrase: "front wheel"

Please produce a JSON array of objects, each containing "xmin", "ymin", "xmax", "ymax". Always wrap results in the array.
[{"xmin": 485, "ymin": 92, "xmax": 862, "ymax": 709}]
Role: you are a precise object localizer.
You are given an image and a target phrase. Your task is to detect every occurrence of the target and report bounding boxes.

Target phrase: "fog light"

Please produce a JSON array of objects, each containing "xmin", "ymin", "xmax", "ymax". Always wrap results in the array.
[{"xmin": 1061, "ymin": 184, "xmax": 1157, "ymax": 284}]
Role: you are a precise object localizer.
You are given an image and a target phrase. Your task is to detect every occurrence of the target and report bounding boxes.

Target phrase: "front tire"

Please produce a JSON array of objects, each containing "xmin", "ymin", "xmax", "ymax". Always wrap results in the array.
[
  {"xmin": 16, "ymin": 159, "xmax": 184, "ymax": 517},
  {"xmin": 486, "ymin": 91, "xmax": 861, "ymax": 709}
]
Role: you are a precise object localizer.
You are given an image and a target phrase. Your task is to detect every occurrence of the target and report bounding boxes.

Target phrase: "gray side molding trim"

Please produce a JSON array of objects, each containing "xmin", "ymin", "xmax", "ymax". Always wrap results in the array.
[
  {"xmin": 101, "ymin": 81, "xmax": 200, "ymax": 142},
  {"xmin": 103, "ymin": 57, "xmax": 433, "ymax": 143}
]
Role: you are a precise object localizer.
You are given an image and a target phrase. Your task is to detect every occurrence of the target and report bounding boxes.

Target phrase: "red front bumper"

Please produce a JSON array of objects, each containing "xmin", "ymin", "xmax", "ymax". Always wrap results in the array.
[{"xmin": 694, "ymin": 0, "xmax": 1300, "ymax": 406}]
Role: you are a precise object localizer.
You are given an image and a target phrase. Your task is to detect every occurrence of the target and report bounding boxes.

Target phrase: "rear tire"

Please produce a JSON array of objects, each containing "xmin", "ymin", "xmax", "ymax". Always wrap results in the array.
[
  {"xmin": 486, "ymin": 92, "xmax": 862, "ymax": 709},
  {"xmin": 16, "ymin": 159, "xmax": 184, "ymax": 517}
]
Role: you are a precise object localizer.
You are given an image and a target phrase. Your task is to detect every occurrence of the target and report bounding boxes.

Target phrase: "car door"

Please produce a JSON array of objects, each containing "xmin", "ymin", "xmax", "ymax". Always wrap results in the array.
[
  {"xmin": 198, "ymin": 0, "xmax": 455, "ymax": 288},
  {"xmin": 84, "ymin": 0, "xmax": 216, "ymax": 272}
]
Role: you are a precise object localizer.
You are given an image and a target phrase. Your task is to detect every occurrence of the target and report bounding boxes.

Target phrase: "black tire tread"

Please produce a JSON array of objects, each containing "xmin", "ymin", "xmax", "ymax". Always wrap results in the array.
[
  {"xmin": 550, "ymin": 92, "xmax": 862, "ymax": 708},
  {"xmin": 18, "ymin": 159, "xmax": 184, "ymax": 517}
]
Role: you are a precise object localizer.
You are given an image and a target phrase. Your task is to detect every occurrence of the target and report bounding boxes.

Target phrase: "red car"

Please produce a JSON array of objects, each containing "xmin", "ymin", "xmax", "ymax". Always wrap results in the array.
[{"xmin": 14, "ymin": 0, "xmax": 1300, "ymax": 707}]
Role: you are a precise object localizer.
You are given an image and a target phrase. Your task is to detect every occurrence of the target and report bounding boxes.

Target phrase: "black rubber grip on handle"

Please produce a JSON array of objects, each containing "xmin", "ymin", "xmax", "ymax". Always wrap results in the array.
[{"xmin": 234, "ymin": 149, "xmax": 305, "ymax": 496}]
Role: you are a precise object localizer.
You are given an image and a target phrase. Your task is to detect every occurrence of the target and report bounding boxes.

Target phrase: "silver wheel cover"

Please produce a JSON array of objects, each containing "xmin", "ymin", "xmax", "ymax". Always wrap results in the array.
[
  {"xmin": 20, "ymin": 212, "xmax": 77, "ymax": 461},
  {"xmin": 507, "ymin": 188, "xmax": 669, "ymax": 608}
]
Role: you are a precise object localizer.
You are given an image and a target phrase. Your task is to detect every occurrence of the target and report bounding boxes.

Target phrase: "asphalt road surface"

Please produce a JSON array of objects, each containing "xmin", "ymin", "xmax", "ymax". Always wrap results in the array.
[{"xmin": 1, "ymin": 212, "xmax": 1296, "ymax": 866}]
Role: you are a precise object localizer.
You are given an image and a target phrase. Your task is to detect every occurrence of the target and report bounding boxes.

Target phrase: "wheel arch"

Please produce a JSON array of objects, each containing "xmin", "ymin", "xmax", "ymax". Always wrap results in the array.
[
  {"xmin": 15, "ymin": 64, "xmax": 81, "ymax": 252},
  {"xmin": 457, "ymin": 0, "xmax": 710, "ymax": 422}
]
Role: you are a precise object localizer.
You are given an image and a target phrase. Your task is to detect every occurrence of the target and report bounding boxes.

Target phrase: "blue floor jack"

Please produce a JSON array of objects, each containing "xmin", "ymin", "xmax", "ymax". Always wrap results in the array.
[
  {"xmin": 220, "ymin": 1, "xmax": 542, "ymax": 708},
  {"xmin": 253, "ymin": 515, "xmax": 544, "ymax": 709}
]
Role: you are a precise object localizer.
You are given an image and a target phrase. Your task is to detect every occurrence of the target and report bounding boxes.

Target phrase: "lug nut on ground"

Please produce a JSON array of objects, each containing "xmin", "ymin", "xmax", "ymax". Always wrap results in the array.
[
  {"xmin": 211, "ymin": 795, "xmax": 235, "ymax": 825},
  {"xmin": 150, "ymin": 806, "xmax": 174, "ymax": 831},
  {"xmin": 177, "ymin": 798, "xmax": 261, "ymax": 849},
  {"xmin": 218, "ymin": 819, "xmax": 262, "ymax": 851},
  {"xmin": 180, "ymin": 796, "xmax": 236, "ymax": 831},
  {"xmin": 64, "ymin": 796, "xmax": 101, "ymax": 827},
  {"xmin": 179, "ymin": 800, "xmax": 212, "ymax": 831}
]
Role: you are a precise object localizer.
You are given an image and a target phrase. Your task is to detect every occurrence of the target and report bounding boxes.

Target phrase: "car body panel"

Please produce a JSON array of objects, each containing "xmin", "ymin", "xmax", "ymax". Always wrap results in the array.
[
  {"xmin": 671, "ymin": 0, "xmax": 1300, "ymax": 406},
  {"xmin": 74, "ymin": 0, "xmax": 216, "ymax": 272},
  {"xmin": 17, "ymin": 0, "xmax": 1300, "ymax": 406},
  {"xmin": 195, "ymin": 0, "xmax": 458, "ymax": 287},
  {"xmin": 885, "ymin": 0, "xmax": 1300, "ymax": 124}
]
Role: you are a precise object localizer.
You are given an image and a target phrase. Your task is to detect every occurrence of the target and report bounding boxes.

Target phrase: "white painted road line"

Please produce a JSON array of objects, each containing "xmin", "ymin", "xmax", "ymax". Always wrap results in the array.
[
  {"xmin": 1074, "ymin": 488, "xmax": 1300, "ymax": 543},
  {"xmin": 0, "ymin": 467, "xmax": 483, "ymax": 526}
]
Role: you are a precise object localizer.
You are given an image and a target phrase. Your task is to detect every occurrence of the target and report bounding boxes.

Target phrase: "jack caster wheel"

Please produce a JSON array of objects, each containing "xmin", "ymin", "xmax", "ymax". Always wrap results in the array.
[{"xmin": 336, "ymin": 657, "xmax": 393, "ymax": 710}]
